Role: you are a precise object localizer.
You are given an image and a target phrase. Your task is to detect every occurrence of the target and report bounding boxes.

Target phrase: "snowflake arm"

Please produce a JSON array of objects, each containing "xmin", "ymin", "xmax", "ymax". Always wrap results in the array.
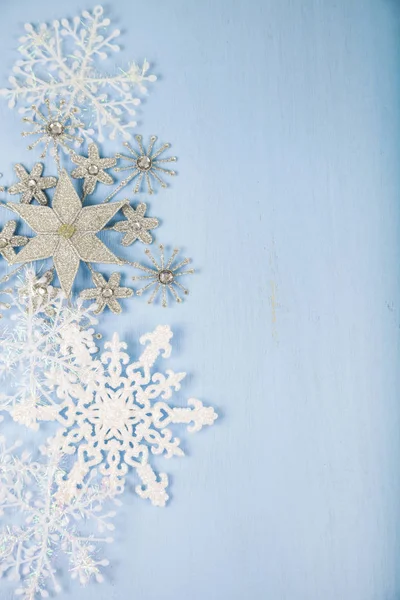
[{"xmin": 0, "ymin": 438, "xmax": 116, "ymax": 598}]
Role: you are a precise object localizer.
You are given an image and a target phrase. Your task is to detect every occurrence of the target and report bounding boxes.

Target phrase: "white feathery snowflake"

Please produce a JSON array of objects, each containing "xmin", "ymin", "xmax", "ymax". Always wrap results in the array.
[
  {"xmin": 0, "ymin": 437, "xmax": 118, "ymax": 600},
  {"xmin": 0, "ymin": 5, "xmax": 157, "ymax": 141},
  {"xmin": 0, "ymin": 267, "xmax": 100, "ymax": 430}
]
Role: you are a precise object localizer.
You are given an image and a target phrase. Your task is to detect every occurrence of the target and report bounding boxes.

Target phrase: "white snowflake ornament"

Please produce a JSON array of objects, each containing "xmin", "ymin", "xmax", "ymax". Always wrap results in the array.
[
  {"xmin": 44, "ymin": 324, "xmax": 217, "ymax": 505},
  {"xmin": 0, "ymin": 6, "xmax": 157, "ymax": 141},
  {"xmin": 0, "ymin": 437, "xmax": 117, "ymax": 599}
]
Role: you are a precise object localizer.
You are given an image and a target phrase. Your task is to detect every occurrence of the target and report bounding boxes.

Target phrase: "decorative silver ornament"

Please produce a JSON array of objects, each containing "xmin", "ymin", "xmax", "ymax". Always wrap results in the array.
[
  {"xmin": 111, "ymin": 202, "xmax": 159, "ymax": 246},
  {"xmin": 0, "ymin": 220, "xmax": 28, "ymax": 263},
  {"xmin": 104, "ymin": 135, "xmax": 177, "ymax": 202},
  {"xmin": 80, "ymin": 270, "xmax": 133, "ymax": 314},
  {"xmin": 21, "ymin": 99, "xmax": 84, "ymax": 168},
  {"xmin": 5, "ymin": 171, "xmax": 127, "ymax": 296},
  {"xmin": 132, "ymin": 244, "xmax": 194, "ymax": 307},
  {"xmin": 8, "ymin": 163, "xmax": 57, "ymax": 205},
  {"xmin": 71, "ymin": 143, "xmax": 117, "ymax": 197}
]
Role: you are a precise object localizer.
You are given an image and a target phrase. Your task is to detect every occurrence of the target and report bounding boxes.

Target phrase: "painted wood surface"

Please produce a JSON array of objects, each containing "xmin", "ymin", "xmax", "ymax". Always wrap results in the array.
[{"xmin": 1, "ymin": 1, "xmax": 400, "ymax": 598}]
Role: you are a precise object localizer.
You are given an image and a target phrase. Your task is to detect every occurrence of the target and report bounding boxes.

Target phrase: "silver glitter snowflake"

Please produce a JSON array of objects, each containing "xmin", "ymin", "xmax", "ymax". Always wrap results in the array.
[
  {"xmin": 0, "ymin": 221, "xmax": 28, "ymax": 263},
  {"xmin": 6, "ymin": 171, "xmax": 127, "ymax": 296},
  {"xmin": 71, "ymin": 142, "xmax": 116, "ymax": 197},
  {"xmin": 111, "ymin": 202, "xmax": 159, "ymax": 245},
  {"xmin": 80, "ymin": 270, "xmax": 133, "ymax": 314},
  {"xmin": 0, "ymin": 6, "xmax": 157, "ymax": 142},
  {"xmin": 105, "ymin": 135, "xmax": 176, "ymax": 201},
  {"xmin": 8, "ymin": 163, "xmax": 57, "ymax": 205},
  {"xmin": 132, "ymin": 244, "xmax": 194, "ymax": 307},
  {"xmin": 21, "ymin": 99, "xmax": 84, "ymax": 168}
]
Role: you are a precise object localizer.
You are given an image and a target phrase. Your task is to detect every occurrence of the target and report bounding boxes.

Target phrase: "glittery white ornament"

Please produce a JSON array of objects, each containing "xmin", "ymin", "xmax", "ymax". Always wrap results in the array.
[
  {"xmin": 0, "ymin": 6, "xmax": 157, "ymax": 141},
  {"xmin": 44, "ymin": 324, "xmax": 217, "ymax": 504},
  {"xmin": 0, "ymin": 437, "xmax": 117, "ymax": 599}
]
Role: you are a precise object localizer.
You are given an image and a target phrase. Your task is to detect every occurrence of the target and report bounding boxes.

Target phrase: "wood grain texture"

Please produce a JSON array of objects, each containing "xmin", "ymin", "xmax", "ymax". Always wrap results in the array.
[{"xmin": 0, "ymin": 0, "xmax": 400, "ymax": 598}]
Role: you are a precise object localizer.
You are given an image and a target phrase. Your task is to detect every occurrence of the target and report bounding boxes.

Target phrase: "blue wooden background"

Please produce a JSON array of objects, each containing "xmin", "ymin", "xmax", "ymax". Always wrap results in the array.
[{"xmin": 1, "ymin": 0, "xmax": 400, "ymax": 598}]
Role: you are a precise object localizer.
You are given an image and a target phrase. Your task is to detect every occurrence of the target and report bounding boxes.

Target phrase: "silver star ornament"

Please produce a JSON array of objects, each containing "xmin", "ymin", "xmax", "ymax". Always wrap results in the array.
[
  {"xmin": 8, "ymin": 163, "xmax": 57, "ymax": 205},
  {"xmin": 6, "ymin": 171, "xmax": 127, "ymax": 296},
  {"xmin": 80, "ymin": 271, "xmax": 133, "ymax": 314},
  {"xmin": 71, "ymin": 142, "xmax": 117, "ymax": 196},
  {"xmin": 0, "ymin": 221, "xmax": 28, "ymax": 263},
  {"xmin": 111, "ymin": 202, "xmax": 159, "ymax": 246}
]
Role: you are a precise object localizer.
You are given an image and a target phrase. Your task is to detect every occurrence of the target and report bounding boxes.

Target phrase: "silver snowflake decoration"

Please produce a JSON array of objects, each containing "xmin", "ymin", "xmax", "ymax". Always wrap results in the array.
[
  {"xmin": 132, "ymin": 244, "xmax": 194, "ymax": 307},
  {"xmin": 105, "ymin": 135, "xmax": 176, "ymax": 201},
  {"xmin": 8, "ymin": 162, "xmax": 57, "ymax": 205},
  {"xmin": 80, "ymin": 270, "xmax": 133, "ymax": 314},
  {"xmin": 111, "ymin": 202, "xmax": 159, "ymax": 246},
  {"xmin": 6, "ymin": 171, "xmax": 127, "ymax": 296},
  {"xmin": 71, "ymin": 142, "xmax": 116, "ymax": 197},
  {"xmin": 0, "ymin": 221, "xmax": 28, "ymax": 263},
  {"xmin": 21, "ymin": 99, "xmax": 84, "ymax": 168},
  {"xmin": 0, "ymin": 6, "xmax": 157, "ymax": 141}
]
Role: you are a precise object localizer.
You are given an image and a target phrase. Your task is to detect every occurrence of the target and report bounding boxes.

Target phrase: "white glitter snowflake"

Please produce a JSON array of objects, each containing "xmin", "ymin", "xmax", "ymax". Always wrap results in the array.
[
  {"xmin": 0, "ymin": 268, "xmax": 100, "ymax": 430},
  {"xmin": 46, "ymin": 324, "xmax": 217, "ymax": 506},
  {"xmin": 0, "ymin": 437, "xmax": 117, "ymax": 600},
  {"xmin": 0, "ymin": 5, "xmax": 157, "ymax": 141},
  {"xmin": 0, "ymin": 272, "xmax": 217, "ymax": 507}
]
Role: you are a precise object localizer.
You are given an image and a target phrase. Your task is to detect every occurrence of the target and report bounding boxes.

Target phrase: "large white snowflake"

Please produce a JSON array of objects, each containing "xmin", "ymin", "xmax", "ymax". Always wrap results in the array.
[
  {"xmin": 46, "ymin": 325, "xmax": 217, "ymax": 506},
  {"xmin": 0, "ymin": 273, "xmax": 217, "ymax": 598},
  {"xmin": 0, "ymin": 5, "xmax": 157, "ymax": 141},
  {"xmin": 0, "ymin": 437, "xmax": 117, "ymax": 600},
  {"xmin": 0, "ymin": 271, "xmax": 217, "ymax": 507}
]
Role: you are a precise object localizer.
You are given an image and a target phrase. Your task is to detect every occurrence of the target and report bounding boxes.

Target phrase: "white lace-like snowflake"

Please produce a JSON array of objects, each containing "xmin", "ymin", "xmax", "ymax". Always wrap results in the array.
[
  {"xmin": 0, "ymin": 437, "xmax": 117, "ymax": 600},
  {"xmin": 0, "ymin": 6, "xmax": 157, "ymax": 141},
  {"xmin": 0, "ymin": 268, "xmax": 99, "ymax": 430},
  {"xmin": 46, "ymin": 324, "xmax": 217, "ymax": 506},
  {"xmin": 0, "ymin": 272, "xmax": 217, "ymax": 508}
]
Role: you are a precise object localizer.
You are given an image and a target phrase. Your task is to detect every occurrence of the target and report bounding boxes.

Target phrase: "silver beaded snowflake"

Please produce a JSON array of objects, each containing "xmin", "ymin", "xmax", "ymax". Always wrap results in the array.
[
  {"xmin": 132, "ymin": 245, "xmax": 194, "ymax": 307},
  {"xmin": 105, "ymin": 135, "xmax": 177, "ymax": 201},
  {"xmin": 21, "ymin": 99, "xmax": 84, "ymax": 169}
]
